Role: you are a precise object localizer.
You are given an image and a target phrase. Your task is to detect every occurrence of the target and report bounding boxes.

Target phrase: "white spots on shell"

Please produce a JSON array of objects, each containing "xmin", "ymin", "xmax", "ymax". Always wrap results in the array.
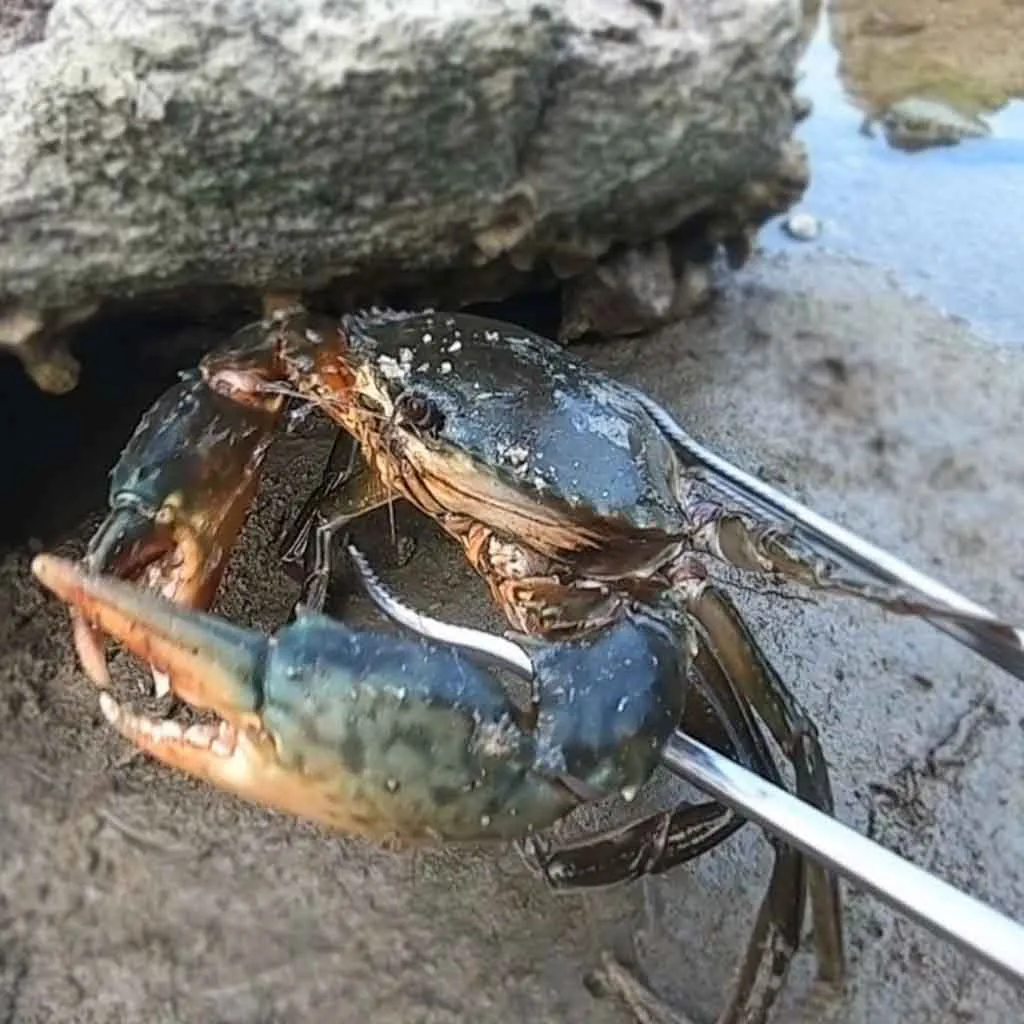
[
  {"xmin": 585, "ymin": 411, "xmax": 631, "ymax": 450},
  {"xmin": 439, "ymin": 361, "xmax": 453, "ymax": 375},
  {"xmin": 484, "ymin": 330, "xmax": 500, "ymax": 342},
  {"xmin": 621, "ymin": 785, "xmax": 639, "ymax": 803},
  {"xmin": 553, "ymin": 385, "xmax": 633, "ymax": 451},
  {"xmin": 501, "ymin": 444, "xmax": 529, "ymax": 472},
  {"xmin": 447, "ymin": 339, "xmax": 462, "ymax": 353},
  {"xmin": 377, "ymin": 354, "xmax": 408, "ymax": 382},
  {"xmin": 480, "ymin": 814, "xmax": 492, "ymax": 828},
  {"xmin": 616, "ymin": 697, "xmax": 630, "ymax": 712},
  {"xmin": 398, "ymin": 347, "xmax": 414, "ymax": 367},
  {"xmin": 421, "ymin": 332, "xmax": 433, "ymax": 343},
  {"xmin": 416, "ymin": 362, "xmax": 430, "ymax": 373},
  {"xmin": 385, "ymin": 778, "xmax": 400, "ymax": 793},
  {"xmin": 304, "ymin": 328, "xmax": 322, "ymax": 344}
]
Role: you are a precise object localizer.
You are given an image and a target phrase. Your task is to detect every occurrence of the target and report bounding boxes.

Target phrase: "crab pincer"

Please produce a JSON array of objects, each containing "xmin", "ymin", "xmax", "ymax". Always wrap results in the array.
[
  {"xmin": 73, "ymin": 371, "xmax": 283, "ymax": 690},
  {"xmin": 35, "ymin": 552, "xmax": 572, "ymax": 839},
  {"xmin": 33, "ymin": 544, "xmax": 705, "ymax": 845}
]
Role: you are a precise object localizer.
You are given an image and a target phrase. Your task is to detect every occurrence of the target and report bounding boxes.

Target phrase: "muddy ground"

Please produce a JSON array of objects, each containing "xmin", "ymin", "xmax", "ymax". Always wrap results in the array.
[{"xmin": 1, "ymin": 251, "xmax": 1022, "ymax": 1023}]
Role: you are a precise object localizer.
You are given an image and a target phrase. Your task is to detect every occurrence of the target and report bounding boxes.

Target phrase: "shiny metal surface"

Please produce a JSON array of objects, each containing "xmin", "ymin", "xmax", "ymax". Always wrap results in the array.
[
  {"xmin": 628, "ymin": 386, "xmax": 1024, "ymax": 684},
  {"xmin": 661, "ymin": 731, "xmax": 1024, "ymax": 989}
]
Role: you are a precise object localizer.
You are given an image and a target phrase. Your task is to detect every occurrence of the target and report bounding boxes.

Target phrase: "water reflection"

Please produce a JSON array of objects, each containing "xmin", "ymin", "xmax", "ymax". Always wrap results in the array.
[
  {"xmin": 764, "ymin": 1, "xmax": 1024, "ymax": 346},
  {"xmin": 830, "ymin": 0, "xmax": 1024, "ymax": 122}
]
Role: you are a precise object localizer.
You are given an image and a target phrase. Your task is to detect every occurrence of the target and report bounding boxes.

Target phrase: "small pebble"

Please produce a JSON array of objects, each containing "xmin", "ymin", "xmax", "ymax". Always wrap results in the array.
[{"xmin": 784, "ymin": 212, "xmax": 820, "ymax": 242}]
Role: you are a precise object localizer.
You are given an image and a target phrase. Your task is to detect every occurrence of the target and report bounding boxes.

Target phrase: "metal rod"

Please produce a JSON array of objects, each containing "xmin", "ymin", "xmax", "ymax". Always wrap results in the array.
[
  {"xmin": 627, "ymin": 387, "xmax": 1024, "ymax": 683},
  {"xmin": 679, "ymin": 429, "xmax": 1024, "ymax": 679},
  {"xmin": 345, "ymin": 542, "xmax": 535, "ymax": 678},
  {"xmin": 660, "ymin": 731, "xmax": 1024, "ymax": 989}
]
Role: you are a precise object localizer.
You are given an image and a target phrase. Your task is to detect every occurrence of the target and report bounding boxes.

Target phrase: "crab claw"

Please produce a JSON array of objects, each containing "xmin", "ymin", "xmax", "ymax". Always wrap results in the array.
[
  {"xmin": 34, "ymin": 553, "xmax": 289, "ymax": 813},
  {"xmin": 36, "ymin": 554, "xmax": 262, "ymax": 718},
  {"xmin": 74, "ymin": 373, "xmax": 282, "ymax": 690},
  {"xmin": 74, "ymin": 504, "xmax": 190, "ymax": 689},
  {"xmin": 33, "ymin": 553, "xmax": 581, "ymax": 840}
]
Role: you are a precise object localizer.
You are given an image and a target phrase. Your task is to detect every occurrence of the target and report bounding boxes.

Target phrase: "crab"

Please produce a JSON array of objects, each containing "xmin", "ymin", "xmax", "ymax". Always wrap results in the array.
[{"xmin": 33, "ymin": 300, "xmax": 1020, "ymax": 1024}]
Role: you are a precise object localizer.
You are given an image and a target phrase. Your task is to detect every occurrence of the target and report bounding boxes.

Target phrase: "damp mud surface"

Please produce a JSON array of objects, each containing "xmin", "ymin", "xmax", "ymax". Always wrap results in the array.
[{"xmin": 2, "ymin": 252, "xmax": 1023, "ymax": 1024}]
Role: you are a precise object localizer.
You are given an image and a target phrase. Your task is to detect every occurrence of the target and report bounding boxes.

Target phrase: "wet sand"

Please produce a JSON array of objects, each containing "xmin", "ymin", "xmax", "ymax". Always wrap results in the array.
[{"xmin": 2, "ymin": 251, "xmax": 1022, "ymax": 1023}]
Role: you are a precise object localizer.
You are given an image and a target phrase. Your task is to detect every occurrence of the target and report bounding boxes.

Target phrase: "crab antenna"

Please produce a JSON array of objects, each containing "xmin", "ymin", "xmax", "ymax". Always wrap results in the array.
[{"xmin": 345, "ymin": 543, "xmax": 536, "ymax": 680}]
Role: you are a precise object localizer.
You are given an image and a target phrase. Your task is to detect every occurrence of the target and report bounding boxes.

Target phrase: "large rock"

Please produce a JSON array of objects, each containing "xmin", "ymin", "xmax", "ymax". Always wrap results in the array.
[{"xmin": 0, "ymin": 0, "xmax": 810, "ymax": 390}]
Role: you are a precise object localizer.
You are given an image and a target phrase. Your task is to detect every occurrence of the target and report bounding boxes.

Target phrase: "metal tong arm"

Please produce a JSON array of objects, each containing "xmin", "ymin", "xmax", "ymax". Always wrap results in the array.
[
  {"xmin": 627, "ymin": 387, "xmax": 1024, "ymax": 684},
  {"xmin": 661, "ymin": 731, "xmax": 1024, "ymax": 989}
]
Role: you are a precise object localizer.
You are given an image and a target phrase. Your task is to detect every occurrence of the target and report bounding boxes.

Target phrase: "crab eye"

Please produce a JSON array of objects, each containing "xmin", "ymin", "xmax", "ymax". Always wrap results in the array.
[{"xmin": 394, "ymin": 392, "xmax": 444, "ymax": 434}]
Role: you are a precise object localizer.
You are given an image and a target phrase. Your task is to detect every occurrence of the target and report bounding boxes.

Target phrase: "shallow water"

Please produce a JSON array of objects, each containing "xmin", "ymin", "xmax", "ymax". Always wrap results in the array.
[{"xmin": 766, "ymin": 2, "xmax": 1024, "ymax": 346}]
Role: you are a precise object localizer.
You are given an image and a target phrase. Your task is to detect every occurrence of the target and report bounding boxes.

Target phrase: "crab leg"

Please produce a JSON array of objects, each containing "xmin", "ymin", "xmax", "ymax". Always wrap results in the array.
[
  {"xmin": 521, "ymin": 800, "xmax": 743, "ymax": 891},
  {"xmin": 627, "ymin": 385, "xmax": 1024, "ymax": 682},
  {"xmin": 279, "ymin": 434, "xmax": 406, "ymax": 617},
  {"xmin": 522, "ymin": 628, "xmax": 816, "ymax": 1024},
  {"xmin": 523, "ymin": 581, "xmax": 844, "ymax": 1020},
  {"xmin": 277, "ymin": 429, "xmax": 365, "ymax": 580},
  {"xmin": 345, "ymin": 551, "xmax": 814, "ymax": 1024},
  {"xmin": 684, "ymin": 581, "xmax": 845, "ymax": 984}
]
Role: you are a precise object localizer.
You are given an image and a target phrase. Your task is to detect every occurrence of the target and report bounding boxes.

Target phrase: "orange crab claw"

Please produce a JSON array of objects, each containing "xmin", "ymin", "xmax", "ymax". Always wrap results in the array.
[
  {"xmin": 30, "ymin": 554, "xmax": 304, "ymax": 823},
  {"xmin": 32, "ymin": 554, "xmax": 574, "ymax": 842},
  {"xmin": 35, "ymin": 554, "xmax": 263, "ymax": 717},
  {"xmin": 43, "ymin": 553, "xmax": 305, "ymax": 827}
]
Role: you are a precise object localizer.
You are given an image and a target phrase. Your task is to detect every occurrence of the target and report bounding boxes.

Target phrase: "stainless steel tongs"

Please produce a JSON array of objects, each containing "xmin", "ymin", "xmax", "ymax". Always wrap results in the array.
[{"xmin": 623, "ymin": 390, "xmax": 1024, "ymax": 987}]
